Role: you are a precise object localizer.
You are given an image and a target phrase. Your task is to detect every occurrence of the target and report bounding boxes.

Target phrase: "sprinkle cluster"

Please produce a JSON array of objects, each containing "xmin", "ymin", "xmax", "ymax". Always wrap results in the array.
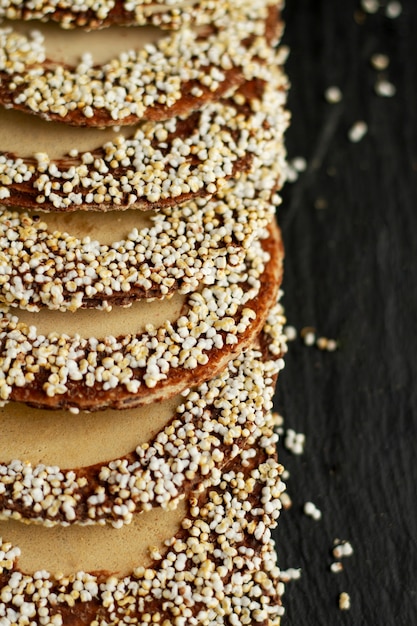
[
  {"xmin": 0, "ymin": 67, "xmax": 289, "ymax": 211},
  {"xmin": 0, "ymin": 297, "xmax": 287, "ymax": 526},
  {"xmin": 0, "ymin": 229, "xmax": 281, "ymax": 408},
  {"xmin": 0, "ymin": 413, "xmax": 286, "ymax": 626},
  {"xmin": 0, "ymin": 1, "xmax": 282, "ymax": 125}
]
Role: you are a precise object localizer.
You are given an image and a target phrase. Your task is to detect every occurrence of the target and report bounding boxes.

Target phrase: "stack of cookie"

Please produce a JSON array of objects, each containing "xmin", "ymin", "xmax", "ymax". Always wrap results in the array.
[{"xmin": 0, "ymin": 1, "xmax": 290, "ymax": 624}]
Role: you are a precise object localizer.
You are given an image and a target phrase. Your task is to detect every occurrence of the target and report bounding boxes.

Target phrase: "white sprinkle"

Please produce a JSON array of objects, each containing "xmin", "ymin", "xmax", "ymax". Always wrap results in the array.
[
  {"xmin": 291, "ymin": 157, "xmax": 307, "ymax": 172},
  {"xmin": 348, "ymin": 121, "xmax": 368, "ymax": 143},
  {"xmin": 386, "ymin": 1, "xmax": 402, "ymax": 18},
  {"xmin": 361, "ymin": 0, "xmax": 379, "ymax": 13},
  {"xmin": 280, "ymin": 492, "xmax": 292, "ymax": 509},
  {"xmin": 375, "ymin": 79, "xmax": 396, "ymax": 98},
  {"xmin": 326, "ymin": 339, "xmax": 338, "ymax": 352},
  {"xmin": 333, "ymin": 541, "xmax": 354, "ymax": 559},
  {"xmin": 279, "ymin": 568, "xmax": 302, "ymax": 582},
  {"xmin": 284, "ymin": 429, "xmax": 306, "ymax": 456},
  {"xmin": 324, "ymin": 86, "xmax": 343, "ymax": 104},
  {"xmin": 303, "ymin": 501, "xmax": 322, "ymax": 521},
  {"xmin": 303, "ymin": 331, "xmax": 316, "ymax": 347},
  {"xmin": 339, "ymin": 592, "xmax": 351, "ymax": 610},
  {"xmin": 370, "ymin": 53, "xmax": 390, "ymax": 70},
  {"xmin": 284, "ymin": 325, "xmax": 297, "ymax": 341},
  {"xmin": 330, "ymin": 562, "xmax": 344, "ymax": 574}
]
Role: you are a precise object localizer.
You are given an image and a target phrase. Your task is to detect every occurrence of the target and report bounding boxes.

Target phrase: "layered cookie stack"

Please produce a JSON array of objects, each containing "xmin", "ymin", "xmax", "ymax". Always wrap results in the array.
[{"xmin": 0, "ymin": 1, "xmax": 290, "ymax": 624}]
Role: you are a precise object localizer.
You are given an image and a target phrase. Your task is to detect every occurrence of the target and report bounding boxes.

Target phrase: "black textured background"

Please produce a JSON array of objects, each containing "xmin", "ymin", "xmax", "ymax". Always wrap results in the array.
[{"xmin": 272, "ymin": 1, "xmax": 417, "ymax": 624}]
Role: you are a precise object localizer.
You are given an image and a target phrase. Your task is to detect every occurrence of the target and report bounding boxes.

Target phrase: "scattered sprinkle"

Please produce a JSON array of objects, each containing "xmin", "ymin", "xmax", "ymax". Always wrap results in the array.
[
  {"xmin": 291, "ymin": 156, "xmax": 308, "ymax": 172},
  {"xmin": 370, "ymin": 53, "xmax": 390, "ymax": 70},
  {"xmin": 386, "ymin": 1, "xmax": 402, "ymax": 18},
  {"xmin": 375, "ymin": 79, "xmax": 397, "ymax": 97},
  {"xmin": 339, "ymin": 592, "xmax": 351, "ymax": 611},
  {"xmin": 348, "ymin": 120, "xmax": 368, "ymax": 143},
  {"xmin": 361, "ymin": 0, "xmax": 379, "ymax": 14},
  {"xmin": 284, "ymin": 429, "xmax": 306, "ymax": 456},
  {"xmin": 333, "ymin": 540, "xmax": 354, "ymax": 559},
  {"xmin": 324, "ymin": 86, "xmax": 343, "ymax": 104},
  {"xmin": 316, "ymin": 337, "xmax": 339, "ymax": 352},
  {"xmin": 303, "ymin": 501, "xmax": 322, "ymax": 521},
  {"xmin": 301, "ymin": 326, "xmax": 316, "ymax": 346},
  {"xmin": 314, "ymin": 196, "xmax": 328, "ymax": 210},
  {"xmin": 330, "ymin": 562, "xmax": 344, "ymax": 574},
  {"xmin": 279, "ymin": 568, "xmax": 302, "ymax": 582},
  {"xmin": 280, "ymin": 492, "xmax": 293, "ymax": 509}
]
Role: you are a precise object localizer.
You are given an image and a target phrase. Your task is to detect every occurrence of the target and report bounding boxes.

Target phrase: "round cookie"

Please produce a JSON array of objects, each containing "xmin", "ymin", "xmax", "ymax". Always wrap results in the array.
[
  {"xmin": 0, "ymin": 164, "xmax": 286, "ymax": 311},
  {"xmin": 0, "ymin": 414, "xmax": 285, "ymax": 626},
  {"xmin": 0, "ymin": 70, "xmax": 289, "ymax": 211},
  {"xmin": 0, "ymin": 297, "xmax": 287, "ymax": 526},
  {"xmin": 0, "ymin": 220, "xmax": 283, "ymax": 410},
  {"xmin": 0, "ymin": 2, "xmax": 283, "ymax": 126}
]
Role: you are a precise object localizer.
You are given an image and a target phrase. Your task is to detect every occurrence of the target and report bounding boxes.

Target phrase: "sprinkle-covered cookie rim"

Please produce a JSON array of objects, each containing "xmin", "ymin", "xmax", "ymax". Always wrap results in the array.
[
  {"xmin": 0, "ymin": 0, "xmax": 284, "ymax": 32},
  {"xmin": 0, "ymin": 221, "xmax": 283, "ymax": 410},
  {"xmin": 0, "ymin": 2, "xmax": 283, "ymax": 126},
  {"xmin": 0, "ymin": 297, "xmax": 286, "ymax": 526},
  {"xmin": 0, "ymin": 163, "xmax": 285, "ymax": 312},
  {"xmin": 0, "ymin": 71, "xmax": 289, "ymax": 211},
  {"xmin": 0, "ymin": 412, "xmax": 285, "ymax": 626}
]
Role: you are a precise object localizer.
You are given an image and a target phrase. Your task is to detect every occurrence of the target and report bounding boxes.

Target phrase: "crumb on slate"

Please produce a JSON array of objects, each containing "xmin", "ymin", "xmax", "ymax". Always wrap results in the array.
[
  {"xmin": 324, "ymin": 86, "xmax": 343, "ymax": 104},
  {"xmin": 303, "ymin": 501, "xmax": 322, "ymax": 521},
  {"xmin": 339, "ymin": 592, "xmax": 351, "ymax": 610},
  {"xmin": 330, "ymin": 562, "xmax": 344, "ymax": 574},
  {"xmin": 361, "ymin": 0, "xmax": 379, "ymax": 14},
  {"xmin": 333, "ymin": 540, "xmax": 354, "ymax": 559},
  {"xmin": 348, "ymin": 121, "xmax": 368, "ymax": 142},
  {"xmin": 370, "ymin": 53, "xmax": 390, "ymax": 70}
]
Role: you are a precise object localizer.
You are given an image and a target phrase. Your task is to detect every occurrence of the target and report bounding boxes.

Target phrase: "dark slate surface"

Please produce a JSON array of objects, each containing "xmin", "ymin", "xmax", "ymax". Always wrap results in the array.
[{"xmin": 272, "ymin": 1, "xmax": 417, "ymax": 624}]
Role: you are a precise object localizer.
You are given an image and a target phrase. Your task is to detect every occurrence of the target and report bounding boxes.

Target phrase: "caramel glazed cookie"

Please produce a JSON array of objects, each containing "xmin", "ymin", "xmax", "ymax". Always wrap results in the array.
[
  {"xmin": 0, "ymin": 179, "xmax": 281, "ymax": 312},
  {"xmin": 0, "ymin": 149, "xmax": 288, "ymax": 311},
  {"xmin": 0, "ymin": 218, "xmax": 283, "ymax": 410},
  {"xmin": 0, "ymin": 301, "xmax": 288, "ymax": 626},
  {"xmin": 0, "ymin": 0, "xmax": 284, "ymax": 125},
  {"xmin": 0, "ymin": 421, "xmax": 286, "ymax": 626},
  {"xmin": 0, "ymin": 62, "xmax": 289, "ymax": 211},
  {"xmin": 0, "ymin": 296, "xmax": 287, "ymax": 527}
]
